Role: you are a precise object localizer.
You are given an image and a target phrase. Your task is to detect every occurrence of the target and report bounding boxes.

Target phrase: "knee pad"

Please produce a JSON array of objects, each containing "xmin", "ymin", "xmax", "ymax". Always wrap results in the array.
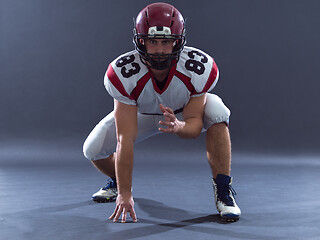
[
  {"xmin": 83, "ymin": 134, "xmax": 115, "ymax": 161},
  {"xmin": 83, "ymin": 113, "xmax": 117, "ymax": 161},
  {"xmin": 203, "ymin": 94, "xmax": 231, "ymax": 129},
  {"xmin": 83, "ymin": 136, "xmax": 112, "ymax": 161}
]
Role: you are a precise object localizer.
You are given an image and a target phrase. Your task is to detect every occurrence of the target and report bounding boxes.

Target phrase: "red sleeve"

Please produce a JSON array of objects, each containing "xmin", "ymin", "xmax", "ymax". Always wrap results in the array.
[
  {"xmin": 106, "ymin": 64, "xmax": 134, "ymax": 100},
  {"xmin": 200, "ymin": 59, "xmax": 218, "ymax": 94}
]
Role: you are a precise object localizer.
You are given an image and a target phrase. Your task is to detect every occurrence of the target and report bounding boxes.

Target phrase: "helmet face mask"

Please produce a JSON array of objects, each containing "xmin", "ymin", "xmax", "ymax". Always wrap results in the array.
[{"xmin": 133, "ymin": 3, "xmax": 186, "ymax": 70}]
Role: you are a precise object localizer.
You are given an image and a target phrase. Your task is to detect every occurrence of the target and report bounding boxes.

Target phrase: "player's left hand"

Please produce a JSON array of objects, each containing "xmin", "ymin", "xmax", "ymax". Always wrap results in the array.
[{"xmin": 158, "ymin": 104, "xmax": 182, "ymax": 134}]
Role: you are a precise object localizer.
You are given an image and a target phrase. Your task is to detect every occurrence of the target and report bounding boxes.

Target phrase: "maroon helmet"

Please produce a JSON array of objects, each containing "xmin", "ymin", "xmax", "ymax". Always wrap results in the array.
[{"xmin": 133, "ymin": 2, "xmax": 186, "ymax": 70}]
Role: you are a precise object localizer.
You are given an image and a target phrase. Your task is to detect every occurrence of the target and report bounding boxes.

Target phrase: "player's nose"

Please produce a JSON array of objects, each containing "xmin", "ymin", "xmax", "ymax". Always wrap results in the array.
[{"xmin": 154, "ymin": 43, "xmax": 164, "ymax": 54}]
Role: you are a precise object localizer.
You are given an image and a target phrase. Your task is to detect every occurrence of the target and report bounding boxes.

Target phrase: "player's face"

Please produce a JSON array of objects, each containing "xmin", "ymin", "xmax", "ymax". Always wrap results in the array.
[{"xmin": 143, "ymin": 39, "xmax": 175, "ymax": 55}]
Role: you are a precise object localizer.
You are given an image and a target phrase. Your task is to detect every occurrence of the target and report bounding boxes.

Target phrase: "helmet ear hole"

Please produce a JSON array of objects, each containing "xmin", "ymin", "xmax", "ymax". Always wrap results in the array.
[
  {"xmin": 173, "ymin": 40, "xmax": 178, "ymax": 47},
  {"xmin": 139, "ymin": 39, "xmax": 145, "ymax": 45}
]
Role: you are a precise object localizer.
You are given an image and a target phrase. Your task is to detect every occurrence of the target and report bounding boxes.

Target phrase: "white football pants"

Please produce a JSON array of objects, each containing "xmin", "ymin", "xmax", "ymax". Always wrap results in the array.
[{"xmin": 83, "ymin": 93, "xmax": 230, "ymax": 161}]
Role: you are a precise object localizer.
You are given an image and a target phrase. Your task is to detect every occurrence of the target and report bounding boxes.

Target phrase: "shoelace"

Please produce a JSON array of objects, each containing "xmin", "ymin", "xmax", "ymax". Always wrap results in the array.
[
  {"xmin": 102, "ymin": 178, "xmax": 117, "ymax": 190},
  {"xmin": 218, "ymin": 184, "xmax": 237, "ymax": 206}
]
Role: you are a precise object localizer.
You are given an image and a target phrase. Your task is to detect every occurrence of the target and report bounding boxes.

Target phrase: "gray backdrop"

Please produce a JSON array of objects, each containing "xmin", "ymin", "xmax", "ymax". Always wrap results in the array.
[{"xmin": 1, "ymin": 0, "xmax": 320, "ymax": 156}]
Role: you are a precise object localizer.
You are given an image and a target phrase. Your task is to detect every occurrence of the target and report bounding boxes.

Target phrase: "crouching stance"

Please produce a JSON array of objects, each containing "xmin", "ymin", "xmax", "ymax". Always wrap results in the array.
[{"xmin": 83, "ymin": 2, "xmax": 241, "ymax": 222}]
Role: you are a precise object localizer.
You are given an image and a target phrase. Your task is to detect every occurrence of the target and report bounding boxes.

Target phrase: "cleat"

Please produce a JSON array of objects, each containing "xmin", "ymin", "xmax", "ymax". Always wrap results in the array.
[
  {"xmin": 212, "ymin": 174, "xmax": 241, "ymax": 222},
  {"xmin": 221, "ymin": 214, "xmax": 239, "ymax": 222},
  {"xmin": 92, "ymin": 177, "xmax": 118, "ymax": 202}
]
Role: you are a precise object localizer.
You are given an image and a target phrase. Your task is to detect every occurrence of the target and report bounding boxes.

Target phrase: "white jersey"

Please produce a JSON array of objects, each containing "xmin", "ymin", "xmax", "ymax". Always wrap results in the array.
[{"xmin": 104, "ymin": 46, "xmax": 219, "ymax": 115}]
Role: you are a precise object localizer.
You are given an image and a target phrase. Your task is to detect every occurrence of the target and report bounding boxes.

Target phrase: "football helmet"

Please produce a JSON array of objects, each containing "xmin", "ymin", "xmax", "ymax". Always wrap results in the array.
[{"xmin": 133, "ymin": 2, "xmax": 186, "ymax": 70}]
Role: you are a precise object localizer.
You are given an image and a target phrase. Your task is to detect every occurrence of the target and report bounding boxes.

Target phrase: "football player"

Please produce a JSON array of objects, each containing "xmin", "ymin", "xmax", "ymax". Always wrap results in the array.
[{"xmin": 83, "ymin": 2, "xmax": 241, "ymax": 222}]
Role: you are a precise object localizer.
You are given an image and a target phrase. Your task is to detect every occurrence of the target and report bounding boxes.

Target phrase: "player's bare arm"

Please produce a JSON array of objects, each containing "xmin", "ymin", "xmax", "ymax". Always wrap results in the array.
[
  {"xmin": 159, "ymin": 94, "xmax": 206, "ymax": 138},
  {"xmin": 109, "ymin": 99, "xmax": 138, "ymax": 223}
]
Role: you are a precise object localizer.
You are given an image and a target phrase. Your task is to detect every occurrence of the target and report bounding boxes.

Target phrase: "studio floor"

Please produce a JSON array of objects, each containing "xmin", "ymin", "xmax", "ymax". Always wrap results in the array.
[{"xmin": 0, "ymin": 139, "xmax": 319, "ymax": 240}]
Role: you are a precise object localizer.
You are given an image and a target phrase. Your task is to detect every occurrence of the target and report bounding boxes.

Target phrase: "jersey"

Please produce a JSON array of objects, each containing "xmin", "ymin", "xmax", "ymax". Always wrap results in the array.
[{"xmin": 104, "ymin": 46, "xmax": 219, "ymax": 115}]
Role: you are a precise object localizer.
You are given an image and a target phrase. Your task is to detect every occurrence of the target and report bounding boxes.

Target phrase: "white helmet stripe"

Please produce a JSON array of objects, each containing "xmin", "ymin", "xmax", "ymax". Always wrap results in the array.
[{"xmin": 148, "ymin": 26, "xmax": 171, "ymax": 36}]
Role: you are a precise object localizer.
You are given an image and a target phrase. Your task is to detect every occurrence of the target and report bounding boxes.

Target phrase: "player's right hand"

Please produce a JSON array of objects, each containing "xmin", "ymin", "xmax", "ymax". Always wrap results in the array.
[
  {"xmin": 158, "ymin": 104, "xmax": 182, "ymax": 134},
  {"xmin": 109, "ymin": 192, "xmax": 137, "ymax": 223}
]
